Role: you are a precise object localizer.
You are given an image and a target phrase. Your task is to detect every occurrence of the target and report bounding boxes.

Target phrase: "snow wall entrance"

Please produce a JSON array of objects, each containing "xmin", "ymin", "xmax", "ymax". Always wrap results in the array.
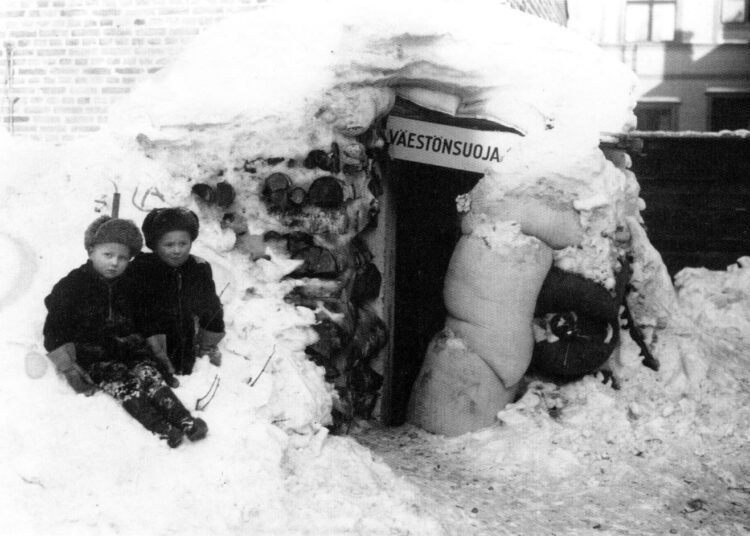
[{"xmin": 389, "ymin": 159, "xmax": 480, "ymax": 425}]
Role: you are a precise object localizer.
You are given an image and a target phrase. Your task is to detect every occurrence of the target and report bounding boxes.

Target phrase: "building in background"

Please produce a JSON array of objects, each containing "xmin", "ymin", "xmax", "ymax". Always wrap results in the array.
[
  {"xmin": 570, "ymin": 1, "xmax": 750, "ymax": 276},
  {"xmin": 569, "ymin": 0, "xmax": 750, "ymax": 131}
]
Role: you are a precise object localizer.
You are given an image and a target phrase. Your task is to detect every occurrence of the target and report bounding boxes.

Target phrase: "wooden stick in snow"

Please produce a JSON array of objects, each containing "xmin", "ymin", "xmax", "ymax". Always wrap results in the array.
[{"xmin": 248, "ymin": 346, "xmax": 276, "ymax": 387}]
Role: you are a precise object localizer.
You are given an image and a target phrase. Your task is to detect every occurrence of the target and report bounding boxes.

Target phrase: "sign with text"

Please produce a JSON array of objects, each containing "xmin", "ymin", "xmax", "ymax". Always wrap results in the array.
[{"xmin": 385, "ymin": 115, "xmax": 518, "ymax": 173}]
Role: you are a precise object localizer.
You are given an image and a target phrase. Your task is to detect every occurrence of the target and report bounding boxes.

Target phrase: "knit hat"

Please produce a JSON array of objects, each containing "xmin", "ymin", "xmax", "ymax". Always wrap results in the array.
[
  {"xmin": 142, "ymin": 207, "xmax": 200, "ymax": 250},
  {"xmin": 84, "ymin": 215, "xmax": 144, "ymax": 258}
]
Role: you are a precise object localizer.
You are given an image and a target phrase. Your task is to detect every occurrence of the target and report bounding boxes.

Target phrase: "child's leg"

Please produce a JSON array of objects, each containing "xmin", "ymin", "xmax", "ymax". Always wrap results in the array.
[
  {"xmin": 121, "ymin": 393, "xmax": 184, "ymax": 448},
  {"xmin": 95, "ymin": 362, "xmax": 184, "ymax": 448},
  {"xmin": 132, "ymin": 362, "xmax": 208, "ymax": 441}
]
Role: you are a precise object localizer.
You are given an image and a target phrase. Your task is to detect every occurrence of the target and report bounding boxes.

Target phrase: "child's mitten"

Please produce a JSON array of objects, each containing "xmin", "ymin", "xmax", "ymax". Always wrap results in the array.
[
  {"xmin": 197, "ymin": 329, "xmax": 224, "ymax": 366},
  {"xmin": 47, "ymin": 343, "xmax": 96, "ymax": 395}
]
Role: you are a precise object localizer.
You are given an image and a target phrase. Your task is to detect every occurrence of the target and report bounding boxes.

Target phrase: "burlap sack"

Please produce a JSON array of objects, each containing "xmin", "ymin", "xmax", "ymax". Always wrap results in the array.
[{"xmin": 443, "ymin": 234, "xmax": 552, "ymax": 388}]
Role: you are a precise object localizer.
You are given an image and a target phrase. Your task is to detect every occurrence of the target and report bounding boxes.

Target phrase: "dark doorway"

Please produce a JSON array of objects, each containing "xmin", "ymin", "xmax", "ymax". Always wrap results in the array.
[{"xmin": 389, "ymin": 160, "xmax": 481, "ymax": 425}]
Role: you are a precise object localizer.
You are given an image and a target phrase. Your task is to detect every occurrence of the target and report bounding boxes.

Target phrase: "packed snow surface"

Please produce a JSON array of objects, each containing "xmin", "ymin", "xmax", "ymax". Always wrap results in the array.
[{"xmin": 1, "ymin": 1, "xmax": 748, "ymax": 534}]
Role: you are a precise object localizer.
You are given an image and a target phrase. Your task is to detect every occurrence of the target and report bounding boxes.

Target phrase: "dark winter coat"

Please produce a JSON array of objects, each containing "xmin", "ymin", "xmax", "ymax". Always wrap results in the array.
[
  {"xmin": 128, "ymin": 252, "xmax": 224, "ymax": 374},
  {"xmin": 43, "ymin": 261, "xmax": 143, "ymax": 369}
]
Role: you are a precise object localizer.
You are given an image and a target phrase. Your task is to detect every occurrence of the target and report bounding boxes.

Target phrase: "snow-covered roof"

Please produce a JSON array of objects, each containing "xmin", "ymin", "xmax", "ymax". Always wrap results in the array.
[{"xmin": 617, "ymin": 129, "xmax": 750, "ymax": 139}]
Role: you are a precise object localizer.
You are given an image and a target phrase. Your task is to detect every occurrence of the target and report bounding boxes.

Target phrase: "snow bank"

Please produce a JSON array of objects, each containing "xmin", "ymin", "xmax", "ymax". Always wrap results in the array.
[
  {"xmin": 0, "ymin": 122, "xmax": 439, "ymax": 536},
  {"xmin": 449, "ymin": 255, "xmax": 750, "ymax": 489}
]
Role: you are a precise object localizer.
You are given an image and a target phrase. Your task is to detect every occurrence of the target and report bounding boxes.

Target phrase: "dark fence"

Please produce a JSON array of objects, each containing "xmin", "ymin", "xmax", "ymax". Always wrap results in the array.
[{"xmin": 629, "ymin": 134, "xmax": 750, "ymax": 276}]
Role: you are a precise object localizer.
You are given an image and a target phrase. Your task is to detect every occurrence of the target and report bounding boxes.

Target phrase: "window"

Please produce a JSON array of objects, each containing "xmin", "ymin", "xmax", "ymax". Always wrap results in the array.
[
  {"xmin": 634, "ymin": 99, "xmax": 680, "ymax": 131},
  {"xmin": 625, "ymin": 0, "xmax": 676, "ymax": 42},
  {"xmin": 721, "ymin": 0, "xmax": 749, "ymax": 23},
  {"xmin": 706, "ymin": 90, "xmax": 750, "ymax": 131}
]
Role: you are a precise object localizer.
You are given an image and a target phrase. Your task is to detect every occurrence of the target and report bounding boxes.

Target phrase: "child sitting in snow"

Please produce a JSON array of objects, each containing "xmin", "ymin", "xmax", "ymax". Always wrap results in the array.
[
  {"xmin": 129, "ymin": 207, "xmax": 225, "ymax": 376},
  {"xmin": 43, "ymin": 215, "xmax": 208, "ymax": 448}
]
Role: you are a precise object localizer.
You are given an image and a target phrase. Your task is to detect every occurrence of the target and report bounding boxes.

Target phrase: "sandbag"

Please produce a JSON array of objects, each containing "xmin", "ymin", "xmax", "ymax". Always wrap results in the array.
[
  {"xmin": 443, "ymin": 234, "xmax": 552, "ymax": 388},
  {"xmin": 462, "ymin": 194, "xmax": 583, "ymax": 249},
  {"xmin": 407, "ymin": 329, "xmax": 517, "ymax": 436}
]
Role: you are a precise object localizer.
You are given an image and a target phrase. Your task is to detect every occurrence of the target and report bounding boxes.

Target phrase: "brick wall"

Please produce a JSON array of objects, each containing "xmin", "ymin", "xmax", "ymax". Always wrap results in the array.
[
  {"xmin": 0, "ymin": 0, "xmax": 264, "ymax": 143},
  {"xmin": 507, "ymin": 0, "xmax": 568, "ymax": 26},
  {"xmin": 1, "ymin": 0, "xmax": 567, "ymax": 143}
]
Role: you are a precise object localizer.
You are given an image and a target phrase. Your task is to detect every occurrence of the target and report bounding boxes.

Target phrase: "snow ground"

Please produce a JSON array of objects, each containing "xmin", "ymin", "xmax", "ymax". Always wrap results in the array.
[
  {"xmin": 355, "ymin": 260, "xmax": 750, "ymax": 536},
  {"xmin": 3, "ymin": 230, "xmax": 748, "ymax": 535}
]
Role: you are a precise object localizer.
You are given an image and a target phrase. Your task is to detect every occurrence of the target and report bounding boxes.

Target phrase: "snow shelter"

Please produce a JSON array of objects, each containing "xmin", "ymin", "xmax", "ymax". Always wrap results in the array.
[{"xmin": 115, "ymin": 0, "xmax": 644, "ymax": 436}]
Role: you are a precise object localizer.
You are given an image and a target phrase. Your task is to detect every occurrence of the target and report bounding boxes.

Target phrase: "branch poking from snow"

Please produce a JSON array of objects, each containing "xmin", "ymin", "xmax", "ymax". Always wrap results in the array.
[{"xmin": 248, "ymin": 345, "xmax": 276, "ymax": 387}]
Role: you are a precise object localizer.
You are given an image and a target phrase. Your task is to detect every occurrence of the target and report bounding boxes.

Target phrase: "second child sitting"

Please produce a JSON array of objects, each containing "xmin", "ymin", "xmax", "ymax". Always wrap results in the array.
[
  {"xmin": 43, "ymin": 216, "xmax": 208, "ymax": 448},
  {"xmin": 129, "ymin": 207, "xmax": 225, "ymax": 376}
]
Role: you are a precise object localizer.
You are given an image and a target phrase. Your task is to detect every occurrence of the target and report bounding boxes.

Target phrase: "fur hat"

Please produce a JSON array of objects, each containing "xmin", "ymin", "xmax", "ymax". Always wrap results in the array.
[
  {"xmin": 84, "ymin": 216, "xmax": 144, "ymax": 257},
  {"xmin": 142, "ymin": 207, "xmax": 200, "ymax": 250}
]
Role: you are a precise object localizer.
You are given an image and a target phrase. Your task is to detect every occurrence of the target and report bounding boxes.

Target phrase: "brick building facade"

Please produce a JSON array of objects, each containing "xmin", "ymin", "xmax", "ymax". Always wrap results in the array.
[{"xmin": 1, "ymin": 0, "xmax": 568, "ymax": 143}]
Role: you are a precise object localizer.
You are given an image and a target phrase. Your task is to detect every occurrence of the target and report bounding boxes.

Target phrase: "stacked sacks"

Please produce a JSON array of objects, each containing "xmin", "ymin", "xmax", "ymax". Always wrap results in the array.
[
  {"xmin": 461, "ymin": 190, "xmax": 584, "ymax": 250},
  {"xmin": 408, "ymin": 222, "xmax": 553, "ymax": 436},
  {"xmin": 442, "ymin": 227, "xmax": 553, "ymax": 388},
  {"xmin": 407, "ymin": 328, "xmax": 513, "ymax": 437},
  {"xmin": 407, "ymin": 150, "xmax": 652, "ymax": 436},
  {"xmin": 408, "ymin": 174, "xmax": 589, "ymax": 436}
]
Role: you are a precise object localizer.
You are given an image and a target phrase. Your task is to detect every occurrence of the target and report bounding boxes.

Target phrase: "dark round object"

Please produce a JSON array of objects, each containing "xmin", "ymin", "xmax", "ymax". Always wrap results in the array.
[
  {"xmin": 288, "ymin": 186, "xmax": 308, "ymax": 207},
  {"xmin": 262, "ymin": 172, "xmax": 292, "ymax": 210},
  {"xmin": 191, "ymin": 183, "xmax": 215, "ymax": 203},
  {"xmin": 263, "ymin": 172, "xmax": 291, "ymax": 193},
  {"xmin": 214, "ymin": 181, "xmax": 236, "ymax": 208},
  {"xmin": 304, "ymin": 150, "xmax": 329, "ymax": 170},
  {"xmin": 308, "ymin": 176, "xmax": 344, "ymax": 208}
]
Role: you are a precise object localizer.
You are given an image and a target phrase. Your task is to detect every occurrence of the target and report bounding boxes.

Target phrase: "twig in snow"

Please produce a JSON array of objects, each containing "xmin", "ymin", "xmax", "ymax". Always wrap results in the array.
[
  {"xmin": 225, "ymin": 348, "xmax": 251, "ymax": 361},
  {"xmin": 247, "ymin": 346, "xmax": 275, "ymax": 386},
  {"xmin": 20, "ymin": 475, "xmax": 45, "ymax": 488},
  {"xmin": 195, "ymin": 374, "xmax": 220, "ymax": 411},
  {"xmin": 203, "ymin": 282, "xmax": 230, "ymax": 328}
]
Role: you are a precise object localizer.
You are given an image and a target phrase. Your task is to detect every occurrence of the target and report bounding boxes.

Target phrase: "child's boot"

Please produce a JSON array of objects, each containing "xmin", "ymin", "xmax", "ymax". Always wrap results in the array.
[
  {"xmin": 150, "ymin": 386, "xmax": 209, "ymax": 442},
  {"xmin": 122, "ymin": 393, "xmax": 184, "ymax": 448}
]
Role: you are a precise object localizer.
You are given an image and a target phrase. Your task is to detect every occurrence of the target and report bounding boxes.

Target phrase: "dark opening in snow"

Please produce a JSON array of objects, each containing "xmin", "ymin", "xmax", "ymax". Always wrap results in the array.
[{"xmin": 389, "ymin": 160, "xmax": 480, "ymax": 425}]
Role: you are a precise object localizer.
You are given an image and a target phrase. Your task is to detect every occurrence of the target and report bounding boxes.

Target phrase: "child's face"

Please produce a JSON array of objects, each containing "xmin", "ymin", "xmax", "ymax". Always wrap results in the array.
[
  {"xmin": 155, "ymin": 230, "xmax": 192, "ymax": 268},
  {"xmin": 89, "ymin": 242, "xmax": 131, "ymax": 279}
]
